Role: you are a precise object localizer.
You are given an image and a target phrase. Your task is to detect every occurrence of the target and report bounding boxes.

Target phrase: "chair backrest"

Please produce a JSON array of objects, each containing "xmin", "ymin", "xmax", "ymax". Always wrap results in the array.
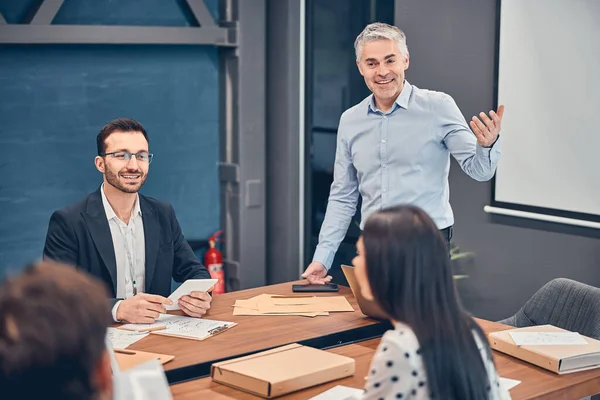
[{"xmin": 499, "ymin": 278, "xmax": 600, "ymax": 339}]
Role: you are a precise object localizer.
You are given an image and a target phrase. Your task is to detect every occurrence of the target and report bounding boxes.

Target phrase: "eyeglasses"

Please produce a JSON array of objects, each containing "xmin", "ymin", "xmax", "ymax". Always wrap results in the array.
[{"xmin": 100, "ymin": 151, "xmax": 154, "ymax": 164}]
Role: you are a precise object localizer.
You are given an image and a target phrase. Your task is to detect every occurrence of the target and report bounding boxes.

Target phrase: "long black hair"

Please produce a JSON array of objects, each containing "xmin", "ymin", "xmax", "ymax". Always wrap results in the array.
[{"xmin": 363, "ymin": 205, "xmax": 492, "ymax": 399}]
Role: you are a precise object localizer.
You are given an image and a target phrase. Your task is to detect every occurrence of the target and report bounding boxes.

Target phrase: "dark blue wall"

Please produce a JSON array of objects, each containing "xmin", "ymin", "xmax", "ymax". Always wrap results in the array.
[{"xmin": 0, "ymin": 0, "xmax": 221, "ymax": 274}]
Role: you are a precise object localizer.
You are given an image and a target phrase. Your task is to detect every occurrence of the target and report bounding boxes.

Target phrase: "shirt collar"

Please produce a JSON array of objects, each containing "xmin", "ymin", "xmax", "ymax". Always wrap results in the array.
[
  {"xmin": 101, "ymin": 183, "xmax": 141, "ymax": 223},
  {"xmin": 367, "ymin": 80, "xmax": 413, "ymax": 113}
]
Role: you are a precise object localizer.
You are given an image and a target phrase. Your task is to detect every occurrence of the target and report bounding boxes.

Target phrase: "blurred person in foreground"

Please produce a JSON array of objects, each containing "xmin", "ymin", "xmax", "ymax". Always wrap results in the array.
[{"xmin": 0, "ymin": 262, "xmax": 113, "ymax": 400}]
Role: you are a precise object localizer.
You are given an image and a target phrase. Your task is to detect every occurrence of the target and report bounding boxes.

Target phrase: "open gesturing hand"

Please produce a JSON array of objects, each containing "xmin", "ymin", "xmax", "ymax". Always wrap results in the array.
[{"xmin": 470, "ymin": 105, "xmax": 505, "ymax": 147}]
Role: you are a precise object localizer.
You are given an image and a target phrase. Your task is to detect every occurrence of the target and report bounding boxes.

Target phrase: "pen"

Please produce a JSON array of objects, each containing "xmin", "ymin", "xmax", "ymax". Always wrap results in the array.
[
  {"xmin": 145, "ymin": 325, "xmax": 167, "ymax": 333},
  {"xmin": 208, "ymin": 325, "xmax": 229, "ymax": 335},
  {"xmin": 114, "ymin": 349, "xmax": 136, "ymax": 355}
]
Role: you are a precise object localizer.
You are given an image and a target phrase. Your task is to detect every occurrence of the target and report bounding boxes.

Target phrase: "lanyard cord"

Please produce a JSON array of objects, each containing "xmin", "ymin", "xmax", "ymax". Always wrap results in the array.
[{"xmin": 118, "ymin": 221, "xmax": 138, "ymax": 296}]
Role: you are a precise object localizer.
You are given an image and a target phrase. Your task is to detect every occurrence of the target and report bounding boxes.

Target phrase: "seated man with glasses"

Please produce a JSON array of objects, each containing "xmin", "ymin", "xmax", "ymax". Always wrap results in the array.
[{"xmin": 43, "ymin": 118, "xmax": 212, "ymax": 324}]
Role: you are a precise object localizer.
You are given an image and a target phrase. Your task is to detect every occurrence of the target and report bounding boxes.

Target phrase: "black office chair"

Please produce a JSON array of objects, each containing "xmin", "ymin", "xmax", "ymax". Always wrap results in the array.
[{"xmin": 498, "ymin": 278, "xmax": 600, "ymax": 340}]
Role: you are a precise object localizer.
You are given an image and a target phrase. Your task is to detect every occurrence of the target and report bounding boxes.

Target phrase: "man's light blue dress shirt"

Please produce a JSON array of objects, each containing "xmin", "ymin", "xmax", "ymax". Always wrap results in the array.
[{"xmin": 313, "ymin": 81, "xmax": 501, "ymax": 270}]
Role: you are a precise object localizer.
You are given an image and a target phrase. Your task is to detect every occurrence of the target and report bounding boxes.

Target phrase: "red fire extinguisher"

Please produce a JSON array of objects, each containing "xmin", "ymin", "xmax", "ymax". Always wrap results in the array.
[{"xmin": 204, "ymin": 230, "xmax": 225, "ymax": 295}]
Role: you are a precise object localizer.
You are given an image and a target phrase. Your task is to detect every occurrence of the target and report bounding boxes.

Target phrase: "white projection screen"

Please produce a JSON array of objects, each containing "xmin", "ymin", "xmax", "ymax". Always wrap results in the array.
[{"xmin": 487, "ymin": 0, "xmax": 600, "ymax": 228}]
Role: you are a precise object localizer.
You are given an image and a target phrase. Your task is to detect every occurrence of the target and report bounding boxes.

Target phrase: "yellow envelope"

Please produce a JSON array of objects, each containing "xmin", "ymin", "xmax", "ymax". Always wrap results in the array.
[
  {"xmin": 268, "ymin": 296, "xmax": 354, "ymax": 312},
  {"xmin": 232, "ymin": 306, "xmax": 328, "ymax": 317}
]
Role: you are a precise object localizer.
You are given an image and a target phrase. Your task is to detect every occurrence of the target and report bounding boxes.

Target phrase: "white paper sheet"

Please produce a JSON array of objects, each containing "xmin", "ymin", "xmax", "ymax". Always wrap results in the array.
[
  {"xmin": 309, "ymin": 385, "xmax": 363, "ymax": 400},
  {"xmin": 153, "ymin": 314, "xmax": 235, "ymax": 341},
  {"xmin": 114, "ymin": 359, "xmax": 173, "ymax": 400},
  {"xmin": 499, "ymin": 377, "xmax": 521, "ymax": 391},
  {"xmin": 106, "ymin": 336, "xmax": 172, "ymax": 400},
  {"xmin": 165, "ymin": 279, "xmax": 218, "ymax": 311},
  {"xmin": 106, "ymin": 327, "xmax": 148, "ymax": 349},
  {"xmin": 509, "ymin": 331, "xmax": 588, "ymax": 346}
]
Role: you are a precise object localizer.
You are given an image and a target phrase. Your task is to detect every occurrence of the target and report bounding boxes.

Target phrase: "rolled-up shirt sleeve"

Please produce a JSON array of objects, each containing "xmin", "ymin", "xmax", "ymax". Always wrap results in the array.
[{"xmin": 438, "ymin": 93, "xmax": 501, "ymax": 182}]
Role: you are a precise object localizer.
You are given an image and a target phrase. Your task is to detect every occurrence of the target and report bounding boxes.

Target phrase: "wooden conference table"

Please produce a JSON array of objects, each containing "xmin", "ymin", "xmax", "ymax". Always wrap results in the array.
[
  {"xmin": 124, "ymin": 281, "xmax": 600, "ymax": 399},
  {"xmin": 126, "ymin": 280, "xmax": 390, "ymax": 384},
  {"xmin": 170, "ymin": 318, "xmax": 600, "ymax": 400}
]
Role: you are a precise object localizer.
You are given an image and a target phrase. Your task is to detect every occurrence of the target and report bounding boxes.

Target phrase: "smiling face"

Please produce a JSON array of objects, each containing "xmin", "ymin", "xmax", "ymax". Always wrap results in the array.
[
  {"xmin": 95, "ymin": 131, "xmax": 149, "ymax": 194},
  {"xmin": 356, "ymin": 38, "xmax": 409, "ymax": 111}
]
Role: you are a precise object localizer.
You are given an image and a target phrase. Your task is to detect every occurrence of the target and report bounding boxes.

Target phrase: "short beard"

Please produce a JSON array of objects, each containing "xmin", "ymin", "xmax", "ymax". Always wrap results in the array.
[{"xmin": 105, "ymin": 168, "xmax": 146, "ymax": 194}]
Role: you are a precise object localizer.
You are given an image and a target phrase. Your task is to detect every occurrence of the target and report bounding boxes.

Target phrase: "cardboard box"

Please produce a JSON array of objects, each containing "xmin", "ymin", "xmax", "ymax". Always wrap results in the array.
[
  {"xmin": 211, "ymin": 343, "xmax": 356, "ymax": 398},
  {"xmin": 489, "ymin": 325, "xmax": 600, "ymax": 374}
]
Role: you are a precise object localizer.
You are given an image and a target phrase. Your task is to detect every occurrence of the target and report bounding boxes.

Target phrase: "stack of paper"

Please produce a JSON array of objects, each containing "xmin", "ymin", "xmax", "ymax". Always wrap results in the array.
[
  {"xmin": 509, "ymin": 331, "xmax": 588, "ymax": 346},
  {"xmin": 232, "ymin": 294, "xmax": 354, "ymax": 317}
]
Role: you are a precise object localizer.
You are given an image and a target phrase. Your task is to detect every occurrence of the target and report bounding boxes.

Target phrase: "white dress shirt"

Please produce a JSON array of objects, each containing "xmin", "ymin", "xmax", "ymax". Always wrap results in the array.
[{"xmin": 101, "ymin": 184, "xmax": 145, "ymax": 321}]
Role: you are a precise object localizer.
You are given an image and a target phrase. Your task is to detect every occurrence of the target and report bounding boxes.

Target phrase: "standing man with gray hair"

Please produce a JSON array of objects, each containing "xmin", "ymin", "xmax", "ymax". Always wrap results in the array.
[{"xmin": 303, "ymin": 22, "xmax": 505, "ymax": 284}]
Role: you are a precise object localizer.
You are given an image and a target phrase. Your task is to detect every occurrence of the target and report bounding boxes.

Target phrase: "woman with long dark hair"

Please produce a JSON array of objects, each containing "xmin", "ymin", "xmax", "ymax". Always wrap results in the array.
[{"xmin": 353, "ymin": 205, "xmax": 510, "ymax": 399}]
